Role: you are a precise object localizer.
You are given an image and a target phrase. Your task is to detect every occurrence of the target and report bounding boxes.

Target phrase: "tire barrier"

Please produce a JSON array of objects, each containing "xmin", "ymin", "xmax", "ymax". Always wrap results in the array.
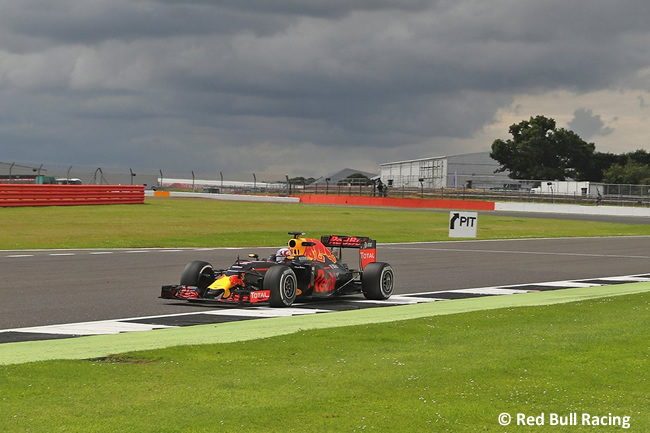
[{"xmin": 0, "ymin": 184, "xmax": 145, "ymax": 207}]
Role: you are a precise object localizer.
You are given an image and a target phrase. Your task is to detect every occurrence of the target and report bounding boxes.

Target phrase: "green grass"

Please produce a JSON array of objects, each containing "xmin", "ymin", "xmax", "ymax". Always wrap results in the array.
[
  {"xmin": 1, "ymin": 197, "xmax": 649, "ymax": 249},
  {"xmin": 1, "ymin": 292, "xmax": 648, "ymax": 432}
]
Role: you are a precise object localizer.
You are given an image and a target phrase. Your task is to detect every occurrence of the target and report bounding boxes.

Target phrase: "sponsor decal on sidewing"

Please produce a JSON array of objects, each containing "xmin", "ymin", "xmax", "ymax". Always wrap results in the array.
[{"xmin": 250, "ymin": 290, "xmax": 271, "ymax": 303}]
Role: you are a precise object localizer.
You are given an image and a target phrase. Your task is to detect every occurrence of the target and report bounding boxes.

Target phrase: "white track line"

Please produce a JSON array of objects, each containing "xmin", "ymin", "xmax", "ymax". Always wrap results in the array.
[{"xmin": 4, "ymin": 321, "xmax": 174, "ymax": 336}]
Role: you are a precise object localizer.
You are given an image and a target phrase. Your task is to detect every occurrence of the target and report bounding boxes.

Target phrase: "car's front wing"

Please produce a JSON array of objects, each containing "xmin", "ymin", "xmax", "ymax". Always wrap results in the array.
[{"xmin": 160, "ymin": 285, "xmax": 271, "ymax": 304}]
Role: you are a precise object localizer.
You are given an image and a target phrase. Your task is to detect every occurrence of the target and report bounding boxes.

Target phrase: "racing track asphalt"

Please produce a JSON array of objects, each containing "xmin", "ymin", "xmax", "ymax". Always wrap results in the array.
[{"xmin": 2, "ymin": 235, "xmax": 650, "ymax": 330}]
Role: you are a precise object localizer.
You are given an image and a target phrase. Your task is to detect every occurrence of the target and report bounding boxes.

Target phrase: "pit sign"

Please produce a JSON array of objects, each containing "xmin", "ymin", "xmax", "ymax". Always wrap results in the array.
[{"xmin": 449, "ymin": 211, "xmax": 478, "ymax": 238}]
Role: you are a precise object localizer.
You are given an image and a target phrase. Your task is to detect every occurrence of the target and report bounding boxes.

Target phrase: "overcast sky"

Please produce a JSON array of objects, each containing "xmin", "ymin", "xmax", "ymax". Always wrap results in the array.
[{"xmin": 1, "ymin": 0, "xmax": 649, "ymax": 180}]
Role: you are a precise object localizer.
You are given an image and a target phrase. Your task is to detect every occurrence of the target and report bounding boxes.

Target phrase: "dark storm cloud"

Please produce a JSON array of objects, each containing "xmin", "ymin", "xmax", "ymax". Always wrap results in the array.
[
  {"xmin": 0, "ymin": 1, "xmax": 292, "ymax": 50},
  {"xmin": 1, "ymin": 0, "xmax": 650, "ymax": 177},
  {"xmin": 155, "ymin": 0, "xmax": 435, "ymax": 19}
]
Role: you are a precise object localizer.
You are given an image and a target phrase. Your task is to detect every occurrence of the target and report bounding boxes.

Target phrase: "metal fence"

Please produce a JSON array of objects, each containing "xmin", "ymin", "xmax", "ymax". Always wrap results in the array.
[
  {"xmin": 159, "ymin": 177, "xmax": 650, "ymax": 208},
  {"xmin": 299, "ymin": 179, "xmax": 650, "ymax": 208},
  {"xmin": 3, "ymin": 161, "xmax": 650, "ymax": 208}
]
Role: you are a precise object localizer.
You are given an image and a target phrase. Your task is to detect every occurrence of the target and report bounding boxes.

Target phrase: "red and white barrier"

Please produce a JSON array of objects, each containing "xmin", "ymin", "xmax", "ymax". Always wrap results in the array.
[
  {"xmin": 298, "ymin": 194, "xmax": 496, "ymax": 211},
  {"xmin": 0, "ymin": 184, "xmax": 145, "ymax": 207}
]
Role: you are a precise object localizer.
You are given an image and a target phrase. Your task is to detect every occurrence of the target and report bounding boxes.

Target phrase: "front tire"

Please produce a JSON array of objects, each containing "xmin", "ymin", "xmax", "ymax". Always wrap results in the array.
[
  {"xmin": 180, "ymin": 260, "xmax": 215, "ymax": 291},
  {"xmin": 362, "ymin": 262, "xmax": 394, "ymax": 300},
  {"xmin": 264, "ymin": 265, "xmax": 298, "ymax": 307}
]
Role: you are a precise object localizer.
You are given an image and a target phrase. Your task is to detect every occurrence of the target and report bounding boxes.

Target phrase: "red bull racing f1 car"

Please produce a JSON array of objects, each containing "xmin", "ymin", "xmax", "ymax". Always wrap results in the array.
[{"xmin": 160, "ymin": 232, "xmax": 394, "ymax": 307}]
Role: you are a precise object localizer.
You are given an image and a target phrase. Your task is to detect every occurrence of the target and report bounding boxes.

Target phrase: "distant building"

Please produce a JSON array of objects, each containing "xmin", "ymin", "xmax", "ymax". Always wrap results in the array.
[
  {"xmin": 311, "ymin": 168, "xmax": 379, "ymax": 186},
  {"xmin": 378, "ymin": 151, "xmax": 512, "ymax": 189},
  {"xmin": 159, "ymin": 177, "xmax": 285, "ymax": 192},
  {"xmin": 531, "ymin": 181, "xmax": 604, "ymax": 196}
]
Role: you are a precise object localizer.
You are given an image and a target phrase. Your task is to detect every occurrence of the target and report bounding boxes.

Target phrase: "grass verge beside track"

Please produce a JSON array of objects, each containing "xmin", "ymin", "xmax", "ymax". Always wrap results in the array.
[
  {"xmin": 1, "ymin": 197, "xmax": 650, "ymax": 249},
  {"xmin": 1, "ymin": 284, "xmax": 649, "ymax": 432}
]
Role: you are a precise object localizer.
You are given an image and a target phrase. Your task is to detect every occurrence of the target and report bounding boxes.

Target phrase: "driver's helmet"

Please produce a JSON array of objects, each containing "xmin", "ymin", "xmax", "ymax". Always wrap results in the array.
[{"xmin": 276, "ymin": 247, "xmax": 290, "ymax": 262}]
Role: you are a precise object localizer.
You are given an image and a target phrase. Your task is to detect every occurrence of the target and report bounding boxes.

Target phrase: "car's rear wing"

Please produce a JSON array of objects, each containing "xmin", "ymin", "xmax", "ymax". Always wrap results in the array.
[{"xmin": 320, "ymin": 235, "xmax": 377, "ymax": 270}]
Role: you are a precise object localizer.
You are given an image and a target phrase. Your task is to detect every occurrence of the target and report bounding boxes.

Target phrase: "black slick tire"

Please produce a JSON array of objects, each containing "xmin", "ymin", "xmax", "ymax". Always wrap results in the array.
[
  {"xmin": 180, "ymin": 260, "xmax": 215, "ymax": 291},
  {"xmin": 264, "ymin": 265, "xmax": 298, "ymax": 307},
  {"xmin": 362, "ymin": 262, "xmax": 394, "ymax": 300}
]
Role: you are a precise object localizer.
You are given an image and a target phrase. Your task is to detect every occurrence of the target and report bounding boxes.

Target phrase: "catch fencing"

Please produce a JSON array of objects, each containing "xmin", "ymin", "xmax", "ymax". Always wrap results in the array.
[
  {"xmin": 0, "ymin": 184, "xmax": 145, "ymax": 207},
  {"xmin": 298, "ymin": 179, "xmax": 650, "ymax": 208}
]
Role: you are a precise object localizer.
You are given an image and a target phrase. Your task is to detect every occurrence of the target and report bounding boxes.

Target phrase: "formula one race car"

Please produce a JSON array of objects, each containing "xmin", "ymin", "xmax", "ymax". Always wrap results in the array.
[{"xmin": 160, "ymin": 232, "xmax": 394, "ymax": 307}]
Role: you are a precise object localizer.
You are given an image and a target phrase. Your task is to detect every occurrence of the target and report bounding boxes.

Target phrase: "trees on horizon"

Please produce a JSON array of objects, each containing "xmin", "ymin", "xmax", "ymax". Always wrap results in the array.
[{"xmin": 490, "ymin": 115, "xmax": 650, "ymax": 184}]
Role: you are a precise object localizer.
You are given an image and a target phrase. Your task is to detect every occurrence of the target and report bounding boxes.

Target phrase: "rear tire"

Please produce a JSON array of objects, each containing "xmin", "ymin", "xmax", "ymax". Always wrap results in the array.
[
  {"xmin": 362, "ymin": 262, "xmax": 394, "ymax": 300},
  {"xmin": 180, "ymin": 260, "xmax": 215, "ymax": 291},
  {"xmin": 264, "ymin": 265, "xmax": 298, "ymax": 307}
]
